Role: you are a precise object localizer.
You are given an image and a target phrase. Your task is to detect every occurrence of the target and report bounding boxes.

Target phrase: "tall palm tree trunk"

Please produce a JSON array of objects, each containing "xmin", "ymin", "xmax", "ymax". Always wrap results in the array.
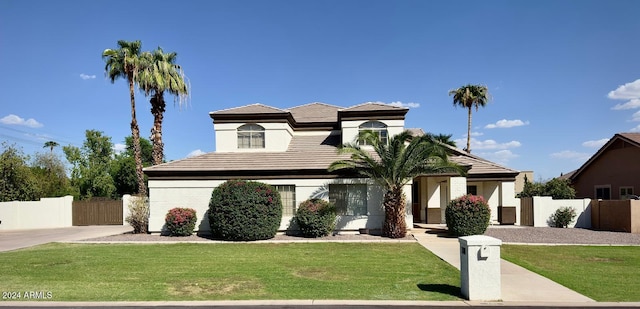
[
  {"xmin": 150, "ymin": 93, "xmax": 166, "ymax": 165},
  {"xmin": 129, "ymin": 79, "xmax": 147, "ymax": 196},
  {"xmin": 383, "ymin": 186, "xmax": 407, "ymax": 238},
  {"xmin": 466, "ymin": 106, "xmax": 472, "ymax": 153}
]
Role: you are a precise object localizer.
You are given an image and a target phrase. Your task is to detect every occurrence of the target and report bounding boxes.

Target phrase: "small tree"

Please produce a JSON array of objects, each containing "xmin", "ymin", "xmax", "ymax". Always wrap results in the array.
[
  {"xmin": 0, "ymin": 143, "xmax": 40, "ymax": 201},
  {"xmin": 517, "ymin": 177, "xmax": 575, "ymax": 199}
]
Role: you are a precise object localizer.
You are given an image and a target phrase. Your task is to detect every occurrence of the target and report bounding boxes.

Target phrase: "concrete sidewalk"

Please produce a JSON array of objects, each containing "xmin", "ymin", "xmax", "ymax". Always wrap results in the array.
[
  {"xmin": 411, "ymin": 227, "xmax": 595, "ymax": 303},
  {"xmin": 0, "ymin": 225, "xmax": 133, "ymax": 252}
]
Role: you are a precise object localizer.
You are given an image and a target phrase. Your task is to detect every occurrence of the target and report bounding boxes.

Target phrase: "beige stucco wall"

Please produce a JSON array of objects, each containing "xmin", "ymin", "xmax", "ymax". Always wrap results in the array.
[
  {"xmin": 213, "ymin": 122, "xmax": 294, "ymax": 152},
  {"xmin": 340, "ymin": 119, "xmax": 405, "ymax": 144},
  {"xmin": 148, "ymin": 178, "xmax": 413, "ymax": 234}
]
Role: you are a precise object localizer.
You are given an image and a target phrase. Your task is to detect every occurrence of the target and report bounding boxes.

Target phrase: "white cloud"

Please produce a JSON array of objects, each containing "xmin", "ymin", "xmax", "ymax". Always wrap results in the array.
[
  {"xmin": 388, "ymin": 101, "xmax": 420, "ymax": 108},
  {"xmin": 187, "ymin": 149, "xmax": 206, "ymax": 157},
  {"xmin": 608, "ymin": 79, "xmax": 640, "ymax": 100},
  {"xmin": 631, "ymin": 124, "xmax": 640, "ymax": 132},
  {"xmin": 0, "ymin": 114, "xmax": 43, "ymax": 128},
  {"xmin": 80, "ymin": 73, "xmax": 96, "ymax": 80},
  {"xmin": 608, "ymin": 80, "xmax": 640, "ymax": 113},
  {"xmin": 550, "ymin": 150, "xmax": 591, "ymax": 162},
  {"xmin": 611, "ymin": 98, "xmax": 640, "ymax": 110},
  {"xmin": 633, "ymin": 110, "xmax": 640, "ymax": 122},
  {"xmin": 476, "ymin": 150, "xmax": 518, "ymax": 165},
  {"xmin": 470, "ymin": 132, "xmax": 484, "ymax": 137},
  {"xmin": 485, "ymin": 119, "xmax": 529, "ymax": 129},
  {"xmin": 582, "ymin": 138, "xmax": 608, "ymax": 148},
  {"xmin": 454, "ymin": 138, "xmax": 521, "ymax": 150},
  {"xmin": 113, "ymin": 143, "xmax": 126, "ymax": 154}
]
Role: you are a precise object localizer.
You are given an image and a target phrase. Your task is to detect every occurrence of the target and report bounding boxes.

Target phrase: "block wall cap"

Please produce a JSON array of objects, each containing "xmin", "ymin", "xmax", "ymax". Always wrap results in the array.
[{"xmin": 458, "ymin": 235, "xmax": 502, "ymax": 246}]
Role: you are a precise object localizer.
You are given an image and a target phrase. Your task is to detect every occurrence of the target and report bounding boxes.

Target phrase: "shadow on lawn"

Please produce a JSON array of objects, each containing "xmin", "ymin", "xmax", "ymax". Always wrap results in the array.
[{"xmin": 417, "ymin": 283, "xmax": 461, "ymax": 298}]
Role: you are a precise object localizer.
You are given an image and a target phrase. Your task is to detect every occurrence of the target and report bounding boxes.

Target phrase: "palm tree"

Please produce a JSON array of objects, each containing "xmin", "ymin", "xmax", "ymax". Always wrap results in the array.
[
  {"xmin": 43, "ymin": 141, "xmax": 59, "ymax": 153},
  {"xmin": 449, "ymin": 84, "xmax": 490, "ymax": 153},
  {"xmin": 329, "ymin": 130, "xmax": 464, "ymax": 238},
  {"xmin": 138, "ymin": 47, "xmax": 189, "ymax": 165},
  {"xmin": 426, "ymin": 133, "xmax": 456, "ymax": 147},
  {"xmin": 102, "ymin": 40, "xmax": 147, "ymax": 196}
]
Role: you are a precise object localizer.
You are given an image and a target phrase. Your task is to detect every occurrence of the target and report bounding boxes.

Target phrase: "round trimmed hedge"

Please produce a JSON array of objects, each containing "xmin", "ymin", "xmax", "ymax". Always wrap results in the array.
[
  {"xmin": 208, "ymin": 180, "xmax": 282, "ymax": 241},
  {"xmin": 294, "ymin": 199, "xmax": 336, "ymax": 238},
  {"xmin": 165, "ymin": 207, "xmax": 197, "ymax": 236},
  {"xmin": 445, "ymin": 194, "xmax": 491, "ymax": 236}
]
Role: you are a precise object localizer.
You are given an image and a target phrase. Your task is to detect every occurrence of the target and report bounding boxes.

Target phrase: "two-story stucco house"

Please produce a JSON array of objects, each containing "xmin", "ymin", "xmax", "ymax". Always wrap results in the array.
[{"xmin": 143, "ymin": 102, "xmax": 520, "ymax": 233}]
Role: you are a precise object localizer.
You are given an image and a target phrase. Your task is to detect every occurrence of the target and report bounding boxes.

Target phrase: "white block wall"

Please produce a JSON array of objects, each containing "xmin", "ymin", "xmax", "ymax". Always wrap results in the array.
[
  {"xmin": 532, "ymin": 196, "xmax": 592, "ymax": 228},
  {"xmin": 0, "ymin": 196, "xmax": 73, "ymax": 230}
]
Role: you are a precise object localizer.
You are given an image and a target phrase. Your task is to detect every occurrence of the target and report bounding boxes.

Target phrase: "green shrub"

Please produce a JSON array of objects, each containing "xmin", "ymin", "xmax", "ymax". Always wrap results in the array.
[
  {"xmin": 445, "ymin": 194, "xmax": 491, "ymax": 236},
  {"xmin": 126, "ymin": 195, "xmax": 149, "ymax": 234},
  {"xmin": 550, "ymin": 206, "xmax": 577, "ymax": 228},
  {"xmin": 294, "ymin": 199, "xmax": 336, "ymax": 238},
  {"xmin": 208, "ymin": 180, "xmax": 282, "ymax": 241},
  {"xmin": 165, "ymin": 207, "xmax": 197, "ymax": 236}
]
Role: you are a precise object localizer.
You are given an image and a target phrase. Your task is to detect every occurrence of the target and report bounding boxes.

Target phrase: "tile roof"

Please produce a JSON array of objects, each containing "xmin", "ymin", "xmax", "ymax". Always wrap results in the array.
[
  {"xmin": 342, "ymin": 102, "xmax": 408, "ymax": 112},
  {"xmin": 145, "ymin": 133, "xmax": 518, "ymax": 178},
  {"xmin": 618, "ymin": 132, "xmax": 640, "ymax": 145},
  {"xmin": 210, "ymin": 103, "xmax": 286, "ymax": 115},
  {"xmin": 145, "ymin": 133, "xmax": 348, "ymax": 175},
  {"xmin": 287, "ymin": 102, "xmax": 341, "ymax": 123}
]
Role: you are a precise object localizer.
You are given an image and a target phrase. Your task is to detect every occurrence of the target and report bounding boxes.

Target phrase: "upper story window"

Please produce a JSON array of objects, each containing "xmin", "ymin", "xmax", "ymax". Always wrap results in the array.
[
  {"xmin": 358, "ymin": 121, "xmax": 388, "ymax": 145},
  {"xmin": 237, "ymin": 124, "xmax": 265, "ymax": 149}
]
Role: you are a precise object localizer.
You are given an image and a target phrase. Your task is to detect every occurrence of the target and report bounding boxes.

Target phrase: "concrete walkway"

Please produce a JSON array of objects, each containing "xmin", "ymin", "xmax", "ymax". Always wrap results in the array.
[
  {"xmin": 411, "ymin": 227, "xmax": 595, "ymax": 303},
  {"xmin": 0, "ymin": 225, "xmax": 133, "ymax": 252}
]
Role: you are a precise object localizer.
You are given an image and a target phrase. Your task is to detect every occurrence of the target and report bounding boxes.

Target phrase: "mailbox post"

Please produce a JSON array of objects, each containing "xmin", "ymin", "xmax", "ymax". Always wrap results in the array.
[{"xmin": 459, "ymin": 235, "xmax": 502, "ymax": 301}]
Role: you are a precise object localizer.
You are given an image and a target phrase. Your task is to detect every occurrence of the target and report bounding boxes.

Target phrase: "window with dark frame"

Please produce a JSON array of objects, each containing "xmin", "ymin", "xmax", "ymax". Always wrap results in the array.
[
  {"xmin": 274, "ymin": 185, "xmax": 296, "ymax": 216},
  {"xmin": 595, "ymin": 186, "xmax": 611, "ymax": 200},
  {"xmin": 358, "ymin": 121, "xmax": 388, "ymax": 146},
  {"xmin": 329, "ymin": 184, "xmax": 367, "ymax": 216},
  {"xmin": 237, "ymin": 124, "xmax": 265, "ymax": 149}
]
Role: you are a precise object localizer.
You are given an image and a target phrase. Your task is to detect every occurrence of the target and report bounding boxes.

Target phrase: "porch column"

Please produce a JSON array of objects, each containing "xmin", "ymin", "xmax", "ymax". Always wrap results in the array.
[
  {"xmin": 449, "ymin": 177, "xmax": 467, "ymax": 200},
  {"xmin": 442, "ymin": 177, "xmax": 467, "ymax": 222},
  {"xmin": 500, "ymin": 181, "xmax": 519, "ymax": 225}
]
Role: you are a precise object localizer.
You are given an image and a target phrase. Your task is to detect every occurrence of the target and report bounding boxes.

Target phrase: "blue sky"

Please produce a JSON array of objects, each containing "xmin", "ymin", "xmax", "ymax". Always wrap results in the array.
[{"xmin": 1, "ymin": 0, "xmax": 639, "ymax": 181}]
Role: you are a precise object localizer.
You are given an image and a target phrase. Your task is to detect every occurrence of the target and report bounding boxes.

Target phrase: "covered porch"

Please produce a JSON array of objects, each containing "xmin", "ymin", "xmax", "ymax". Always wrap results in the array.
[{"xmin": 411, "ymin": 175, "xmax": 519, "ymax": 225}]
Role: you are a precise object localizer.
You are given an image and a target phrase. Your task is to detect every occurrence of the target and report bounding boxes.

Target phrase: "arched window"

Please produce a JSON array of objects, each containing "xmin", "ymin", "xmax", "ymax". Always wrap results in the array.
[
  {"xmin": 237, "ymin": 124, "xmax": 265, "ymax": 149},
  {"xmin": 358, "ymin": 121, "xmax": 388, "ymax": 145}
]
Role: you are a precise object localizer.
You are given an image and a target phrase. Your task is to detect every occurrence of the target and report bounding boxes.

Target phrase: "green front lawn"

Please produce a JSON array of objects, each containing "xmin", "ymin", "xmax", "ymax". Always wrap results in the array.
[
  {"xmin": 0, "ymin": 243, "xmax": 461, "ymax": 301},
  {"xmin": 502, "ymin": 245, "xmax": 640, "ymax": 302}
]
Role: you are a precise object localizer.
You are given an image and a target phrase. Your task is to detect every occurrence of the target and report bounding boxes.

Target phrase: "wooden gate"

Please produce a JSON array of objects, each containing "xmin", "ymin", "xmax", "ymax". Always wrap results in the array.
[
  {"xmin": 520, "ymin": 197, "xmax": 534, "ymax": 226},
  {"xmin": 72, "ymin": 198, "xmax": 123, "ymax": 226}
]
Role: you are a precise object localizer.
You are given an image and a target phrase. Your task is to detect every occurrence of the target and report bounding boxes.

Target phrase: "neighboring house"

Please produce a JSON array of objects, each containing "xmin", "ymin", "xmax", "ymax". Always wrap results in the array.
[
  {"xmin": 568, "ymin": 133, "xmax": 640, "ymax": 200},
  {"xmin": 144, "ymin": 102, "xmax": 520, "ymax": 233},
  {"xmin": 514, "ymin": 170, "xmax": 533, "ymax": 195}
]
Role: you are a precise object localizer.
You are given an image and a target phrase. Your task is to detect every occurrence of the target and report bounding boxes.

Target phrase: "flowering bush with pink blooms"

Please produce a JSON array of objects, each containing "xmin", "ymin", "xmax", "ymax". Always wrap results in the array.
[
  {"xmin": 165, "ymin": 207, "xmax": 197, "ymax": 236},
  {"xmin": 208, "ymin": 180, "xmax": 282, "ymax": 241},
  {"xmin": 295, "ymin": 199, "xmax": 336, "ymax": 238},
  {"xmin": 445, "ymin": 194, "xmax": 491, "ymax": 236}
]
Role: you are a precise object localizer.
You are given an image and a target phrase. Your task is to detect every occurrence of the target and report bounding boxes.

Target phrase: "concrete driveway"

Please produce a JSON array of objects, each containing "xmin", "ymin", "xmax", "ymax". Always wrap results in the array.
[{"xmin": 0, "ymin": 225, "xmax": 132, "ymax": 252}]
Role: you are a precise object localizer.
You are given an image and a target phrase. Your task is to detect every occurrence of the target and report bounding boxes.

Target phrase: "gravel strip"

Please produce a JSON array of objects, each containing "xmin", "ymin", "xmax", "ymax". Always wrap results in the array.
[
  {"xmin": 82, "ymin": 226, "xmax": 640, "ymax": 245},
  {"xmin": 83, "ymin": 232, "xmax": 415, "ymax": 242},
  {"xmin": 484, "ymin": 226, "xmax": 640, "ymax": 245}
]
